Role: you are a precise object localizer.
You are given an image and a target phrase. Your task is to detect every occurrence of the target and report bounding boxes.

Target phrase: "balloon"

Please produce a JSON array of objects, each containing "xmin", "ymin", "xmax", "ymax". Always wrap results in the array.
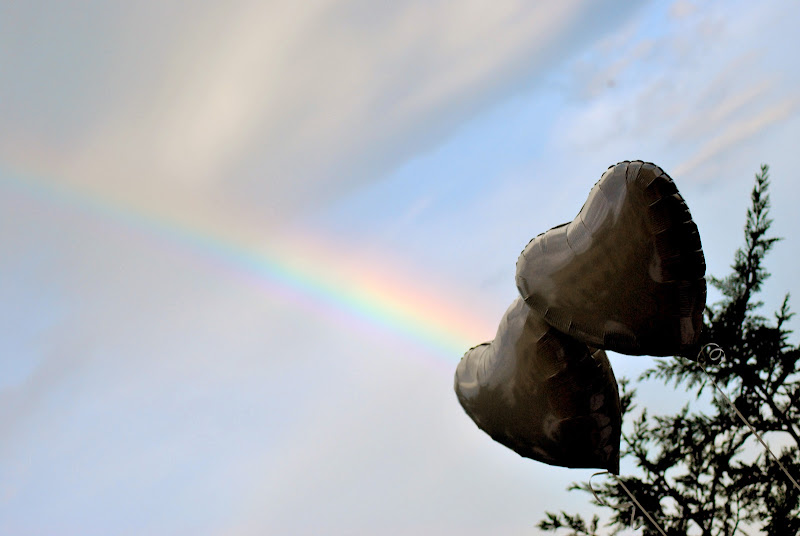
[
  {"xmin": 454, "ymin": 297, "xmax": 621, "ymax": 474},
  {"xmin": 516, "ymin": 160, "xmax": 706, "ymax": 357}
]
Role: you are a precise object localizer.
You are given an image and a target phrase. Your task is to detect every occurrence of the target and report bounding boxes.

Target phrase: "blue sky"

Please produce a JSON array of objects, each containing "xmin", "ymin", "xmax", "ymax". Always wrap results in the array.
[{"xmin": 2, "ymin": 1, "xmax": 800, "ymax": 534}]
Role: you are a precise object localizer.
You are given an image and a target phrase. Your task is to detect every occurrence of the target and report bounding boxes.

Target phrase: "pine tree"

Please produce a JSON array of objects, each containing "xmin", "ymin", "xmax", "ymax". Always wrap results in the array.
[{"xmin": 538, "ymin": 164, "xmax": 800, "ymax": 535}]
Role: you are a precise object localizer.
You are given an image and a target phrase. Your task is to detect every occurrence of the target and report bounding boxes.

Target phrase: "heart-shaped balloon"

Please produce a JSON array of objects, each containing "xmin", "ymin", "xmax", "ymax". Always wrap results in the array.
[
  {"xmin": 454, "ymin": 297, "xmax": 621, "ymax": 473},
  {"xmin": 516, "ymin": 161, "xmax": 706, "ymax": 357}
]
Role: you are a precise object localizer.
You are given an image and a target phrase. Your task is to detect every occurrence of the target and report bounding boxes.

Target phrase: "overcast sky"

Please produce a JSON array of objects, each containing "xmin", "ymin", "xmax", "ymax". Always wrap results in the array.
[{"xmin": 2, "ymin": 1, "xmax": 800, "ymax": 534}]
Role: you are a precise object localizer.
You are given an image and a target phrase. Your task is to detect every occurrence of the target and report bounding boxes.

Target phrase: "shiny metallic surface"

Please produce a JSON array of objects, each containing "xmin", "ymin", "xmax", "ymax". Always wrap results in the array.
[
  {"xmin": 516, "ymin": 161, "xmax": 706, "ymax": 357},
  {"xmin": 454, "ymin": 298, "xmax": 621, "ymax": 473}
]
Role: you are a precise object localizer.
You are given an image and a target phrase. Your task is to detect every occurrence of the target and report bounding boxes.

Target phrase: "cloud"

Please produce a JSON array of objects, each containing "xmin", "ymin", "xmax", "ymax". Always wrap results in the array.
[
  {"xmin": 669, "ymin": 77, "xmax": 776, "ymax": 143},
  {"xmin": 543, "ymin": 1, "xmax": 800, "ymax": 182},
  {"xmin": 672, "ymin": 95, "xmax": 800, "ymax": 178},
  {"xmin": 669, "ymin": 0, "xmax": 698, "ymax": 20},
  {"xmin": 2, "ymin": 0, "xmax": 640, "ymax": 236},
  {"xmin": 0, "ymin": 196, "xmax": 585, "ymax": 534},
  {"xmin": 0, "ymin": 196, "xmax": 355, "ymax": 533}
]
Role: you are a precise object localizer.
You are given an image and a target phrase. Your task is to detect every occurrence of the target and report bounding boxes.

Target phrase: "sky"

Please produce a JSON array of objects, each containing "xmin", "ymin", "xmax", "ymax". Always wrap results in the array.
[{"xmin": 2, "ymin": 0, "xmax": 800, "ymax": 534}]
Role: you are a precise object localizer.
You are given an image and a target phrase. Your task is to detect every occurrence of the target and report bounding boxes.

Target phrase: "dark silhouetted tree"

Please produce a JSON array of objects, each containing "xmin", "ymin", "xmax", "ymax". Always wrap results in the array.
[{"xmin": 538, "ymin": 164, "xmax": 800, "ymax": 535}]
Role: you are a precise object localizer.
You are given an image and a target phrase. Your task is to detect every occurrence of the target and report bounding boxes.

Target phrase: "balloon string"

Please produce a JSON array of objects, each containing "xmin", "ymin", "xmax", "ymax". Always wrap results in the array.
[
  {"xmin": 589, "ymin": 471, "xmax": 667, "ymax": 535},
  {"xmin": 697, "ymin": 344, "xmax": 800, "ymax": 492}
]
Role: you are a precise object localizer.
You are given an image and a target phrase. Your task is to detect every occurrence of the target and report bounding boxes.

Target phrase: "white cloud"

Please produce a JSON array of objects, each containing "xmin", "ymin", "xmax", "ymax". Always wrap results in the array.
[
  {"xmin": 545, "ymin": 1, "xmax": 800, "ymax": 181},
  {"xmin": 2, "ymin": 0, "xmax": 639, "ymax": 236},
  {"xmin": 672, "ymin": 95, "xmax": 800, "ymax": 178},
  {"xmin": 0, "ymin": 195, "xmax": 589, "ymax": 534},
  {"xmin": 669, "ymin": 0, "xmax": 698, "ymax": 19},
  {"xmin": 669, "ymin": 77, "xmax": 776, "ymax": 143}
]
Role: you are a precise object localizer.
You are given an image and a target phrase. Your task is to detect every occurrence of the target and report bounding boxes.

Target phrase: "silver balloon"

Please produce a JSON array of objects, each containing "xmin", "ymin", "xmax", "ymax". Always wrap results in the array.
[
  {"xmin": 516, "ymin": 161, "xmax": 706, "ymax": 357},
  {"xmin": 454, "ymin": 298, "xmax": 621, "ymax": 473}
]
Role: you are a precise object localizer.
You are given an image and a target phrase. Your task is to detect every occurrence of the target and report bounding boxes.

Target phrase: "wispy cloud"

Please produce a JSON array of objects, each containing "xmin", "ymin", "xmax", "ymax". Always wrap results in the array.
[
  {"xmin": 670, "ymin": 78, "xmax": 776, "ymax": 142},
  {"xmin": 669, "ymin": 0, "xmax": 698, "ymax": 20},
  {"xmin": 2, "ymin": 0, "xmax": 638, "ymax": 234},
  {"xmin": 544, "ymin": 1, "xmax": 800, "ymax": 183},
  {"xmin": 672, "ymin": 95, "xmax": 800, "ymax": 178}
]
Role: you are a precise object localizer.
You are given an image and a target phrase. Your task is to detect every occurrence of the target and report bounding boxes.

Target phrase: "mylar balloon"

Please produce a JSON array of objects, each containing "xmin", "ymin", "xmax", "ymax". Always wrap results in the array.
[
  {"xmin": 454, "ymin": 297, "xmax": 621, "ymax": 473},
  {"xmin": 516, "ymin": 161, "xmax": 706, "ymax": 357}
]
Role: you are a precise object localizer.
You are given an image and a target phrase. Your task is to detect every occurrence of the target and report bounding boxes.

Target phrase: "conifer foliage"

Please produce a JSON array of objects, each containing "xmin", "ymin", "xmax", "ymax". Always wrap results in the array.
[{"xmin": 538, "ymin": 165, "xmax": 800, "ymax": 535}]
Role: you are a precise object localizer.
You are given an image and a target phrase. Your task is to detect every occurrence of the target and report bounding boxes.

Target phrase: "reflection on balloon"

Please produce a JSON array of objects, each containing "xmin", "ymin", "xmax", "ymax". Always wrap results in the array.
[
  {"xmin": 516, "ymin": 161, "xmax": 706, "ymax": 357},
  {"xmin": 454, "ymin": 298, "xmax": 621, "ymax": 474}
]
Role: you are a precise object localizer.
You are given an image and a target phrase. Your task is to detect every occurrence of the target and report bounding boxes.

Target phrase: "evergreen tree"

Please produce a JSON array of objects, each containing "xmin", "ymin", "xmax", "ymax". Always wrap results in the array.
[{"xmin": 538, "ymin": 165, "xmax": 800, "ymax": 535}]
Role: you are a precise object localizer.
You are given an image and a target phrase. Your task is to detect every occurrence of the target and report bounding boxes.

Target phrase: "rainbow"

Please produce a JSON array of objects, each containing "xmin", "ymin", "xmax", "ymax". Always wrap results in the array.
[{"xmin": 1, "ymin": 166, "xmax": 493, "ymax": 363}]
